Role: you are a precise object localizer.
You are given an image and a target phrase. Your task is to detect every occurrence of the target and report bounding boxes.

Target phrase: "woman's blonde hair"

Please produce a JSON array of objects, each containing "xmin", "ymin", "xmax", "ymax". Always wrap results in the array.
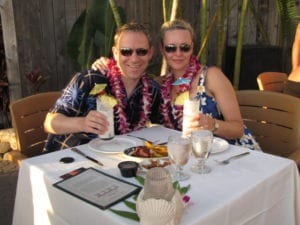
[{"xmin": 159, "ymin": 19, "xmax": 195, "ymax": 44}]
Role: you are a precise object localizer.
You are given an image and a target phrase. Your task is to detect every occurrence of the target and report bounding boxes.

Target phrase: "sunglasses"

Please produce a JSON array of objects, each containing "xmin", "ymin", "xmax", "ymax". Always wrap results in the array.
[
  {"xmin": 119, "ymin": 48, "xmax": 149, "ymax": 57},
  {"xmin": 164, "ymin": 44, "xmax": 192, "ymax": 53}
]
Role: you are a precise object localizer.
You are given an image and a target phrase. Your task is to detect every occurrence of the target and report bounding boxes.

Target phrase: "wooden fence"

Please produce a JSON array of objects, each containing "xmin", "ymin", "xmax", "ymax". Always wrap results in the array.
[{"xmin": 1, "ymin": 0, "xmax": 299, "ymax": 101}]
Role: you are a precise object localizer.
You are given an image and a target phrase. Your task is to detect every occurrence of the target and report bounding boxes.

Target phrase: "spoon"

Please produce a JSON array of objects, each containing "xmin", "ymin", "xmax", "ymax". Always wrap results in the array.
[{"xmin": 214, "ymin": 152, "xmax": 250, "ymax": 165}]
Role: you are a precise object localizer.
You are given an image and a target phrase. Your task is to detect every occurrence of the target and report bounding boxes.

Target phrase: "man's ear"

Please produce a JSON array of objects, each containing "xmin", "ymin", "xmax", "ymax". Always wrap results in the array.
[{"xmin": 112, "ymin": 46, "xmax": 118, "ymax": 59}]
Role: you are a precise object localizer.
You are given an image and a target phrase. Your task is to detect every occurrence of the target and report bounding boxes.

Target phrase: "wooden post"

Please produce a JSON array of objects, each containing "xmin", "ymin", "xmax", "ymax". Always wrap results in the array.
[{"xmin": 0, "ymin": 0, "xmax": 22, "ymax": 101}]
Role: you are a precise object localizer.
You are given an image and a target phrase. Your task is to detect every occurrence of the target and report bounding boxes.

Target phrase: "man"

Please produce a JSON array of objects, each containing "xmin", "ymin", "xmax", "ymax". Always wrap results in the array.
[{"xmin": 43, "ymin": 22, "xmax": 162, "ymax": 152}]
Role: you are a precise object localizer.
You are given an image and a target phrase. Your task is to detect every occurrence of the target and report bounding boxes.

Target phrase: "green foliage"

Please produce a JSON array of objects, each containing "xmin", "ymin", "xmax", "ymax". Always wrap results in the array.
[
  {"xmin": 66, "ymin": 0, "xmax": 125, "ymax": 70},
  {"xmin": 276, "ymin": 0, "xmax": 299, "ymax": 43}
]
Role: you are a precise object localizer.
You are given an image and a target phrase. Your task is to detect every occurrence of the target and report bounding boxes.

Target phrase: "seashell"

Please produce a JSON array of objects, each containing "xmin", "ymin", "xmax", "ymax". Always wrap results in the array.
[{"xmin": 137, "ymin": 189, "xmax": 185, "ymax": 225}]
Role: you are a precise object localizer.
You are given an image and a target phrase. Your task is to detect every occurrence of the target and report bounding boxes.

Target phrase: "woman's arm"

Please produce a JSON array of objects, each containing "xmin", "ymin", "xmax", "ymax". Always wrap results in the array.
[{"xmin": 205, "ymin": 66, "xmax": 244, "ymax": 139}]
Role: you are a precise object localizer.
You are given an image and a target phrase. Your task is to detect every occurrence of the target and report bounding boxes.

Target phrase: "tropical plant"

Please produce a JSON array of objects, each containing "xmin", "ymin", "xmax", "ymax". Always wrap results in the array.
[
  {"xmin": 200, "ymin": 0, "xmax": 299, "ymax": 89},
  {"xmin": 66, "ymin": 0, "xmax": 125, "ymax": 70}
]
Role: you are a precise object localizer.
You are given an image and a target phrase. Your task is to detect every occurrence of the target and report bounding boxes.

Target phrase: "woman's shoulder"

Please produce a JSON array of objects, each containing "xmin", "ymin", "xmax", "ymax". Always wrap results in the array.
[{"xmin": 206, "ymin": 66, "xmax": 230, "ymax": 83}]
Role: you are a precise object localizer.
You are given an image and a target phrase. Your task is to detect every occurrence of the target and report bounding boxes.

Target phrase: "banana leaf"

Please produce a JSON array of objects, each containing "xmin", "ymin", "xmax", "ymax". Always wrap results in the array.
[{"xmin": 66, "ymin": 0, "xmax": 125, "ymax": 70}]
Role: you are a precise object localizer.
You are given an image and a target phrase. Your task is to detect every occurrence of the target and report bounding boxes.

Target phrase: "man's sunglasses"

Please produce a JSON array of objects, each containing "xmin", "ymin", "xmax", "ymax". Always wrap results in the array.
[
  {"xmin": 119, "ymin": 48, "xmax": 148, "ymax": 56},
  {"xmin": 164, "ymin": 44, "xmax": 192, "ymax": 53}
]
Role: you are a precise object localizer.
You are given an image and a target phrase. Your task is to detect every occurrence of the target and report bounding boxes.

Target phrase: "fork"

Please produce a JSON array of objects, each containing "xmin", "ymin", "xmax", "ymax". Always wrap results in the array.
[
  {"xmin": 214, "ymin": 152, "xmax": 250, "ymax": 165},
  {"xmin": 126, "ymin": 134, "xmax": 159, "ymax": 144}
]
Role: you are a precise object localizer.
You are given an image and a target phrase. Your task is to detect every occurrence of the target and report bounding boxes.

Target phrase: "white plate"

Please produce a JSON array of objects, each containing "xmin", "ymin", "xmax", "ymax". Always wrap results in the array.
[
  {"xmin": 88, "ymin": 137, "xmax": 139, "ymax": 154},
  {"xmin": 211, "ymin": 137, "xmax": 229, "ymax": 154}
]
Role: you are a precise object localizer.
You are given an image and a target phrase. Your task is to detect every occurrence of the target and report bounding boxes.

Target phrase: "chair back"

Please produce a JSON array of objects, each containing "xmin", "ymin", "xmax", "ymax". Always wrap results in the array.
[
  {"xmin": 9, "ymin": 92, "xmax": 61, "ymax": 157},
  {"xmin": 236, "ymin": 90, "xmax": 300, "ymax": 158},
  {"xmin": 257, "ymin": 72, "xmax": 288, "ymax": 92}
]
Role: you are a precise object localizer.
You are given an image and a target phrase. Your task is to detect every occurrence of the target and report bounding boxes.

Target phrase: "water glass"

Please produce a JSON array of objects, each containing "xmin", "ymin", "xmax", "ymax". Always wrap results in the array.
[
  {"xmin": 167, "ymin": 134, "xmax": 191, "ymax": 181},
  {"xmin": 191, "ymin": 130, "xmax": 213, "ymax": 174}
]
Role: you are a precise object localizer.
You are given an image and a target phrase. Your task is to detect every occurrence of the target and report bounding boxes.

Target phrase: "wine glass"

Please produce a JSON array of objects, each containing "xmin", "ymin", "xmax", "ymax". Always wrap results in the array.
[
  {"xmin": 167, "ymin": 134, "xmax": 191, "ymax": 181},
  {"xmin": 191, "ymin": 130, "xmax": 213, "ymax": 174}
]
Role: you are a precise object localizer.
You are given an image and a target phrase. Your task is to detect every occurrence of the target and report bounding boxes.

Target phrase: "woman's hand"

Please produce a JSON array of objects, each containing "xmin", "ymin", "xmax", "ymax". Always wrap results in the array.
[
  {"xmin": 185, "ymin": 113, "xmax": 215, "ymax": 135},
  {"xmin": 91, "ymin": 57, "xmax": 109, "ymax": 74}
]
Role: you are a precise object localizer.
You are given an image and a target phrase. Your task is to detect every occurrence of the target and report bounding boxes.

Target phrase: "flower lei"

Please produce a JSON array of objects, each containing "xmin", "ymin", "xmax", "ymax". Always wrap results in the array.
[
  {"xmin": 161, "ymin": 56, "xmax": 201, "ymax": 130},
  {"xmin": 107, "ymin": 59, "xmax": 152, "ymax": 134}
]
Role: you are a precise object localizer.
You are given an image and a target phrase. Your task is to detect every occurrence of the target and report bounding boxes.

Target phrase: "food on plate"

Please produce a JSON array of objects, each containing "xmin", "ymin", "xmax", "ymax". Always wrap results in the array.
[
  {"xmin": 140, "ymin": 159, "xmax": 171, "ymax": 170},
  {"xmin": 128, "ymin": 142, "xmax": 168, "ymax": 158},
  {"xmin": 144, "ymin": 141, "xmax": 168, "ymax": 157}
]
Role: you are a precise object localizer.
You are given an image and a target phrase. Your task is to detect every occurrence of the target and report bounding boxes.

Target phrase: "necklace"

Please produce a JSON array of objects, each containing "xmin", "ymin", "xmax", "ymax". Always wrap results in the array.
[
  {"xmin": 107, "ymin": 59, "xmax": 152, "ymax": 134},
  {"xmin": 161, "ymin": 56, "xmax": 201, "ymax": 129}
]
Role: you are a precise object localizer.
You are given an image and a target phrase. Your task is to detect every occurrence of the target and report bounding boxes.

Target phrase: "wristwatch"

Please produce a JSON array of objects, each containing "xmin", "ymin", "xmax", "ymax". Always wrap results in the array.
[{"xmin": 212, "ymin": 119, "xmax": 219, "ymax": 133}]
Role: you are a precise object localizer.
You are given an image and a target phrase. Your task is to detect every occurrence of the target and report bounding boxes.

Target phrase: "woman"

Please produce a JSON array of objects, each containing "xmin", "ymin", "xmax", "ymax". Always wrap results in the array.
[
  {"xmin": 158, "ymin": 19, "xmax": 259, "ymax": 150},
  {"xmin": 92, "ymin": 19, "xmax": 260, "ymax": 150}
]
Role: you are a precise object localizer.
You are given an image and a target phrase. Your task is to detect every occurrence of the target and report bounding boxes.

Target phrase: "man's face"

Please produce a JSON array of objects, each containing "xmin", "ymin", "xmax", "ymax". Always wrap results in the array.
[{"xmin": 113, "ymin": 31, "xmax": 153, "ymax": 81}]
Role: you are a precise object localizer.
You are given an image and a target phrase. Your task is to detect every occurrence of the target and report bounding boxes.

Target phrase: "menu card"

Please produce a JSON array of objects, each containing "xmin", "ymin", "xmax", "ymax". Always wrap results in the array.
[{"xmin": 53, "ymin": 168, "xmax": 141, "ymax": 210}]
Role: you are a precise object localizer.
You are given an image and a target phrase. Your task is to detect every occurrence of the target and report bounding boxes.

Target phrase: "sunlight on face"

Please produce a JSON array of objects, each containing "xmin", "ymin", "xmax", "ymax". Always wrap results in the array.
[
  {"xmin": 162, "ymin": 29, "xmax": 193, "ymax": 76},
  {"xmin": 113, "ymin": 31, "xmax": 153, "ymax": 81}
]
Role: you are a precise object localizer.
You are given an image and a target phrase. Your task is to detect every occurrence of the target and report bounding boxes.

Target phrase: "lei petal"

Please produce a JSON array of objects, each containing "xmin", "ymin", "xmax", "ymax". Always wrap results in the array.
[
  {"xmin": 161, "ymin": 56, "xmax": 201, "ymax": 130},
  {"xmin": 106, "ymin": 59, "xmax": 153, "ymax": 134}
]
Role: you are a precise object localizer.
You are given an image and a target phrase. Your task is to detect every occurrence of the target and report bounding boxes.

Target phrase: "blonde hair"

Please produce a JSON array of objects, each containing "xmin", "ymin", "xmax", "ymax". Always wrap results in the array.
[{"xmin": 159, "ymin": 19, "xmax": 195, "ymax": 44}]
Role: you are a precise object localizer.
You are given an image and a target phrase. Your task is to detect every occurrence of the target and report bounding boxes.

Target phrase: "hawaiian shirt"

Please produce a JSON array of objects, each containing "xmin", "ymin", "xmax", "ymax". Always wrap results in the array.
[{"xmin": 43, "ymin": 70, "xmax": 162, "ymax": 153}]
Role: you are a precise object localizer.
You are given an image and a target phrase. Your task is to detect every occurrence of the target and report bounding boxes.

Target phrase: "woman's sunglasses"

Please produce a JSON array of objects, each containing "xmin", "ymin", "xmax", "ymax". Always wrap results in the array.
[
  {"xmin": 119, "ymin": 48, "xmax": 148, "ymax": 56},
  {"xmin": 164, "ymin": 44, "xmax": 192, "ymax": 53}
]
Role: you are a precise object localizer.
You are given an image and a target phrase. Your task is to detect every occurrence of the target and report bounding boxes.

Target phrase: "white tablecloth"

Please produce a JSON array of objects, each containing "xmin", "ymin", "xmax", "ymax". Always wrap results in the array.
[{"xmin": 12, "ymin": 127, "xmax": 300, "ymax": 225}]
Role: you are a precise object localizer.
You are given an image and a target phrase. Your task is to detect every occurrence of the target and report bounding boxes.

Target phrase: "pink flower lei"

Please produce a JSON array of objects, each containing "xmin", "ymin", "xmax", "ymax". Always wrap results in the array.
[
  {"xmin": 106, "ymin": 59, "xmax": 152, "ymax": 134},
  {"xmin": 161, "ymin": 56, "xmax": 201, "ymax": 130}
]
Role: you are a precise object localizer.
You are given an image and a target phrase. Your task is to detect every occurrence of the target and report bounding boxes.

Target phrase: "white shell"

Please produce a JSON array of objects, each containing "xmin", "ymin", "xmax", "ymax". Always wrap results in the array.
[{"xmin": 137, "ymin": 189, "xmax": 185, "ymax": 225}]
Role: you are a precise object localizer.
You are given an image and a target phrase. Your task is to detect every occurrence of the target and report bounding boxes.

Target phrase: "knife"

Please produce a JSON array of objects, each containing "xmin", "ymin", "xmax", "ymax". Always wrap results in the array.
[{"xmin": 71, "ymin": 147, "xmax": 104, "ymax": 166}]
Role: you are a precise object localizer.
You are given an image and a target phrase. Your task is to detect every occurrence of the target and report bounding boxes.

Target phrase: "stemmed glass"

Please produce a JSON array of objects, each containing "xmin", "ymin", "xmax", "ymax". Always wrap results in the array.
[
  {"xmin": 191, "ymin": 130, "xmax": 213, "ymax": 174},
  {"xmin": 167, "ymin": 134, "xmax": 191, "ymax": 181}
]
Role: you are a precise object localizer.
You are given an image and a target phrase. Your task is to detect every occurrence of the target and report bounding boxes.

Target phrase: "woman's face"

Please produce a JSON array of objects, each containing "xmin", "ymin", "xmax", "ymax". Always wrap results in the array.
[{"xmin": 161, "ymin": 29, "xmax": 193, "ymax": 76}]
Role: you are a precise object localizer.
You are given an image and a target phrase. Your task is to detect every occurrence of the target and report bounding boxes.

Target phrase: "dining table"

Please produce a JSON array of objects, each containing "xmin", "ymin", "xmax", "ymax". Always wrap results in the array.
[{"xmin": 12, "ymin": 126, "xmax": 300, "ymax": 225}]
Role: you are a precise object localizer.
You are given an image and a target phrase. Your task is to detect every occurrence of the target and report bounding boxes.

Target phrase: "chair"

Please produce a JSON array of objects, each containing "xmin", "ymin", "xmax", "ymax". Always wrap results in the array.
[
  {"xmin": 257, "ymin": 72, "xmax": 288, "ymax": 92},
  {"xmin": 236, "ymin": 90, "xmax": 300, "ymax": 167},
  {"xmin": 4, "ymin": 92, "xmax": 61, "ymax": 165}
]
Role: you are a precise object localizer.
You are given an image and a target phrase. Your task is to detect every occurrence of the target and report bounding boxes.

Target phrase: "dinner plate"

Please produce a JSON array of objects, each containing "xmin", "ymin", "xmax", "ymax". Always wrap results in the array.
[
  {"xmin": 211, "ymin": 137, "xmax": 229, "ymax": 154},
  {"xmin": 123, "ymin": 146, "xmax": 168, "ymax": 160},
  {"xmin": 88, "ymin": 137, "xmax": 138, "ymax": 154}
]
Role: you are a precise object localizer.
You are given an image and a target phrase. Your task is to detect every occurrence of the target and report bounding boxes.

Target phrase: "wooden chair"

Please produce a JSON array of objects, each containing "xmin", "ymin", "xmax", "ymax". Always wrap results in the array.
[
  {"xmin": 236, "ymin": 90, "xmax": 300, "ymax": 167},
  {"xmin": 4, "ymin": 92, "xmax": 61, "ymax": 166},
  {"xmin": 257, "ymin": 72, "xmax": 288, "ymax": 92}
]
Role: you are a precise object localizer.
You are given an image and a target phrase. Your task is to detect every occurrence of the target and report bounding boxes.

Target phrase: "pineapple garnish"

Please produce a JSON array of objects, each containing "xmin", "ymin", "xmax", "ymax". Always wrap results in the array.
[
  {"xmin": 89, "ymin": 83, "xmax": 107, "ymax": 95},
  {"xmin": 99, "ymin": 94, "xmax": 118, "ymax": 107},
  {"xmin": 174, "ymin": 91, "xmax": 189, "ymax": 106}
]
